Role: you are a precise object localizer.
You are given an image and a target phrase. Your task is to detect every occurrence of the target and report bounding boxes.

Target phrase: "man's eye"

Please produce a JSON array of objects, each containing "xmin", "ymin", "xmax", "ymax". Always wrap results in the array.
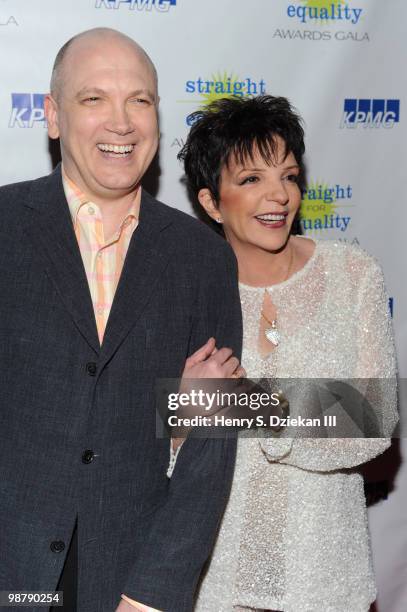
[
  {"xmin": 83, "ymin": 97, "xmax": 100, "ymax": 104},
  {"xmin": 130, "ymin": 98, "xmax": 150, "ymax": 105}
]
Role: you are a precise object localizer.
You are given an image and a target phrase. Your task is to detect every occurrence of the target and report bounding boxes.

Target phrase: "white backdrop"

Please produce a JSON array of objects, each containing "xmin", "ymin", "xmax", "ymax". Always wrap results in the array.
[{"xmin": 0, "ymin": 1, "xmax": 405, "ymax": 609}]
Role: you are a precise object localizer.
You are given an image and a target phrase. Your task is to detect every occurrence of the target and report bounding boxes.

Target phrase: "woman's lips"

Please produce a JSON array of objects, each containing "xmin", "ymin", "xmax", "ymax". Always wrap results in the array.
[{"xmin": 254, "ymin": 213, "xmax": 288, "ymax": 228}]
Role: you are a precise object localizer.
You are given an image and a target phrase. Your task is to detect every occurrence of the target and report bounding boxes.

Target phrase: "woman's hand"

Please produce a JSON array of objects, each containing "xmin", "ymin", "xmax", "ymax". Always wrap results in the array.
[
  {"xmin": 182, "ymin": 337, "xmax": 245, "ymax": 379},
  {"xmin": 170, "ymin": 339, "xmax": 245, "ymax": 453}
]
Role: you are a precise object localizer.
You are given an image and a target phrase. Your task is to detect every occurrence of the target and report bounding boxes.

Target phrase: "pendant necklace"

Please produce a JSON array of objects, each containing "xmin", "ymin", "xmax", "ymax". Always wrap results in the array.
[{"xmin": 261, "ymin": 245, "xmax": 294, "ymax": 347}]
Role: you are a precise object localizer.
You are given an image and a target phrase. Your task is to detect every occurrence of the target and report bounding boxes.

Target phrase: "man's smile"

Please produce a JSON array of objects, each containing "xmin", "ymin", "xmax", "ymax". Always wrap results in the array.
[{"xmin": 96, "ymin": 143, "xmax": 135, "ymax": 157}]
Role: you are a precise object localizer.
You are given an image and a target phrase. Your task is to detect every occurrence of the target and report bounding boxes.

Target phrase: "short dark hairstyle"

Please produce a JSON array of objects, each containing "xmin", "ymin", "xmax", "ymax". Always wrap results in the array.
[{"xmin": 178, "ymin": 95, "xmax": 305, "ymax": 204}]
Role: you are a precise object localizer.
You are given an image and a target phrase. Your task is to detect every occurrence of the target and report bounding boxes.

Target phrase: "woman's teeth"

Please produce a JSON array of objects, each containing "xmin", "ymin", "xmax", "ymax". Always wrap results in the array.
[{"xmin": 256, "ymin": 214, "xmax": 286, "ymax": 221}]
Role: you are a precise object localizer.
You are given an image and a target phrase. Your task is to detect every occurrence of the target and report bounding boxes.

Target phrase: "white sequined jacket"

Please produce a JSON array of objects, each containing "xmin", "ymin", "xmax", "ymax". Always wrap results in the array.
[{"xmin": 194, "ymin": 239, "xmax": 398, "ymax": 612}]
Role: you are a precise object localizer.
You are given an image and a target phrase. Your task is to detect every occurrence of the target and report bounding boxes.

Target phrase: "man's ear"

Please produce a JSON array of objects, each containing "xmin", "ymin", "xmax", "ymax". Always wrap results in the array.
[
  {"xmin": 44, "ymin": 94, "xmax": 60, "ymax": 140},
  {"xmin": 198, "ymin": 188, "xmax": 223, "ymax": 223}
]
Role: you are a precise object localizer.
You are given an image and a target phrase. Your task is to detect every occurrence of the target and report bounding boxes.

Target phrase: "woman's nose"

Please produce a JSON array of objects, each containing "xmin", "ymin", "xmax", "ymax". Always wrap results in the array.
[{"xmin": 264, "ymin": 181, "xmax": 289, "ymax": 206}]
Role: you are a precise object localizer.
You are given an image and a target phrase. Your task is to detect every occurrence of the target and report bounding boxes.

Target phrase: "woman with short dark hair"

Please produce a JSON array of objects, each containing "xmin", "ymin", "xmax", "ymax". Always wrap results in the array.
[{"xmin": 177, "ymin": 95, "xmax": 398, "ymax": 612}]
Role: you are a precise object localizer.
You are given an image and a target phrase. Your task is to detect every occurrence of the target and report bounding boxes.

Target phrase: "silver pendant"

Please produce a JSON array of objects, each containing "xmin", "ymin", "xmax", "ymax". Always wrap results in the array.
[{"xmin": 265, "ymin": 323, "xmax": 280, "ymax": 346}]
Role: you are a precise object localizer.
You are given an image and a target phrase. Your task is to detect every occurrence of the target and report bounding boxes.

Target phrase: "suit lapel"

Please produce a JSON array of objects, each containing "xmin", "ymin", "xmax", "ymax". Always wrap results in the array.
[
  {"xmin": 22, "ymin": 168, "xmax": 175, "ymax": 361},
  {"xmin": 99, "ymin": 190, "xmax": 174, "ymax": 366},
  {"xmin": 23, "ymin": 166, "xmax": 100, "ymax": 354}
]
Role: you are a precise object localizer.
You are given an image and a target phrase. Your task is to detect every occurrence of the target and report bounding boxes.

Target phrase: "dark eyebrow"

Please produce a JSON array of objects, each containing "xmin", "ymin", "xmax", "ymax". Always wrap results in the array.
[
  {"xmin": 236, "ymin": 167, "xmax": 266, "ymax": 175},
  {"xmin": 236, "ymin": 164, "xmax": 300, "ymax": 176},
  {"xmin": 282, "ymin": 165, "xmax": 300, "ymax": 171}
]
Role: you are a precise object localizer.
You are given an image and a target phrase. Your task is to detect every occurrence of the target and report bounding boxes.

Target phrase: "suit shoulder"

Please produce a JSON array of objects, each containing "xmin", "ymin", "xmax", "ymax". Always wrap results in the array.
[
  {"xmin": 0, "ymin": 174, "xmax": 50, "ymax": 216},
  {"xmin": 0, "ymin": 178, "xmax": 31, "ymax": 206},
  {"xmin": 146, "ymin": 193, "xmax": 231, "ymax": 253}
]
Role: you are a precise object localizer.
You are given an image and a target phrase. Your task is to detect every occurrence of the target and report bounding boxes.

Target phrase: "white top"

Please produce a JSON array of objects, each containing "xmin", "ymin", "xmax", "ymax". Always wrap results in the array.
[{"xmin": 193, "ymin": 239, "xmax": 398, "ymax": 612}]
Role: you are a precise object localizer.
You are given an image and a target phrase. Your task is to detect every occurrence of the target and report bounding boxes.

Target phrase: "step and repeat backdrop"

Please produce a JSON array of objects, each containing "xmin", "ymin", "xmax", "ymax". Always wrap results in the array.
[{"xmin": 0, "ymin": 0, "xmax": 406, "ymax": 609}]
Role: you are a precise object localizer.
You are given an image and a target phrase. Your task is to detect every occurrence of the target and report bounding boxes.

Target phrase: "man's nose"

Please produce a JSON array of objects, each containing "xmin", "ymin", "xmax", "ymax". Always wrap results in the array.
[{"xmin": 105, "ymin": 103, "xmax": 134, "ymax": 136}]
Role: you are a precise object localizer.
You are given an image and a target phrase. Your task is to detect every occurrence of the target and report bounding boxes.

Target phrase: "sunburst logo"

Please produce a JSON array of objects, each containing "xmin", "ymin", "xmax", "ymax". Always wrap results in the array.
[
  {"xmin": 300, "ymin": 180, "xmax": 353, "ymax": 232},
  {"xmin": 199, "ymin": 72, "xmax": 244, "ymax": 105},
  {"xmin": 304, "ymin": 0, "xmax": 345, "ymax": 10},
  {"xmin": 181, "ymin": 72, "xmax": 266, "ymax": 125},
  {"xmin": 287, "ymin": 1, "xmax": 363, "ymax": 25},
  {"xmin": 183, "ymin": 72, "xmax": 266, "ymax": 104}
]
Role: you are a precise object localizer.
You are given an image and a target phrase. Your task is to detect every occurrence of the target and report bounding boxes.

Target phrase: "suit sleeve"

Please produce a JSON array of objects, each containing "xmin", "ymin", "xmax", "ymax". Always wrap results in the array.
[
  {"xmin": 123, "ymin": 242, "xmax": 242, "ymax": 611},
  {"xmin": 259, "ymin": 257, "xmax": 398, "ymax": 472}
]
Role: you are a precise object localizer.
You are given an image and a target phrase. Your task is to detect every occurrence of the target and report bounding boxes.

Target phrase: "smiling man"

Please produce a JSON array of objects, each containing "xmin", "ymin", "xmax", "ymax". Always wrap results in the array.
[{"xmin": 0, "ymin": 28, "xmax": 242, "ymax": 612}]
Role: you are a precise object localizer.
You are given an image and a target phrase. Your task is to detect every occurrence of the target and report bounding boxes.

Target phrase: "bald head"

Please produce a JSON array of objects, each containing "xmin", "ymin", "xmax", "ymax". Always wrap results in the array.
[{"xmin": 50, "ymin": 27, "xmax": 158, "ymax": 101}]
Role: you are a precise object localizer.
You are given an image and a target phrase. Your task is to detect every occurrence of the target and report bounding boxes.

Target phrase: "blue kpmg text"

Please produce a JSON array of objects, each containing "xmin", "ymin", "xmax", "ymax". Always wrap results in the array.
[
  {"xmin": 9, "ymin": 94, "xmax": 46, "ymax": 128},
  {"xmin": 340, "ymin": 99, "xmax": 400, "ymax": 128}
]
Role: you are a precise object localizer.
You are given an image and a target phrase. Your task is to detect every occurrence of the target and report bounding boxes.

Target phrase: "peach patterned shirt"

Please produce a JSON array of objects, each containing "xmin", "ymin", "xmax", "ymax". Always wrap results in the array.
[
  {"xmin": 62, "ymin": 172, "xmax": 138, "ymax": 344},
  {"xmin": 62, "ymin": 172, "xmax": 159, "ymax": 611}
]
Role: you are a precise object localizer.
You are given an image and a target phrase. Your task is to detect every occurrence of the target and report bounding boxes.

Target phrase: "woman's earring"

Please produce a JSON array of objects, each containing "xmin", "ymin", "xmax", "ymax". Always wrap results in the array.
[{"xmin": 216, "ymin": 217, "xmax": 223, "ymax": 224}]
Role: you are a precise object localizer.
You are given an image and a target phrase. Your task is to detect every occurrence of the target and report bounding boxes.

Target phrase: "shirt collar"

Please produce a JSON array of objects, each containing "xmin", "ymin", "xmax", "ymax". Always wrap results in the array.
[{"xmin": 62, "ymin": 166, "xmax": 139, "ymax": 228}]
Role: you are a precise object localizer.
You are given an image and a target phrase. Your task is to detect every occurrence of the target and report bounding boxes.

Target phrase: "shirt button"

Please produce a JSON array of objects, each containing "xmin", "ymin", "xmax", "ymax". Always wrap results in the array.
[
  {"xmin": 86, "ymin": 362, "xmax": 97, "ymax": 376},
  {"xmin": 88, "ymin": 206, "xmax": 95, "ymax": 215},
  {"xmin": 97, "ymin": 252, "xmax": 102, "ymax": 258},
  {"xmin": 97, "ymin": 306, "xmax": 104, "ymax": 316},
  {"xmin": 82, "ymin": 450, "xmax": 95, "ymax": 464},
  {"xmin": 50, "ymin": 540, "xmax": 65, "ymax": 553}
]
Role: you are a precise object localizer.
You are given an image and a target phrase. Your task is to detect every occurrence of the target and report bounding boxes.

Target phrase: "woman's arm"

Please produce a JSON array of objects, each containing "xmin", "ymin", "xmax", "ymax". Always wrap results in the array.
[{"xmin": 260, "ymin": 257, "xmax": 398, "ymax": 472}]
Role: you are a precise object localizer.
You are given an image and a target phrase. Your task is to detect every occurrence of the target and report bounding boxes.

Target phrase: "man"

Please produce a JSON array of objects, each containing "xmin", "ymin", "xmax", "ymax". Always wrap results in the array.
[{"xmin": 0, "ymin": 28, "xmax": 242, "ymax": 611}]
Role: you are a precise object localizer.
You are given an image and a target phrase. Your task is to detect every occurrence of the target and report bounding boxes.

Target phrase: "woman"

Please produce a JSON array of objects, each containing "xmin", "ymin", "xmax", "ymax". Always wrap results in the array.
[{"xmin": 176, "ymin": 96, "xmax": 398, "ymax": 612}]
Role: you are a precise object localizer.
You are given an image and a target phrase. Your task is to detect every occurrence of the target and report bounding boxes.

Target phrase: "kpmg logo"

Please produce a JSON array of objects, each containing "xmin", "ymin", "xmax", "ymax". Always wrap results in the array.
[
  {"xmin": 95, "ymin": 0, "xmax": 176, "ymax": 11},
  {"xmin": 182, "ymin": 72, "xmax": 267, "ymax": 126},
  {"xmin": 300, "ymin": 180, "xmax": 353, "ymax": 232},
  {"xmin": 340, "ymin": 99, "xmax": 400, "ymax": 128},
  {"xmin": 9, "ymin": 94, "xmax": 46, "ymax": 128},
  {"xmin": 287, "ymin": 1, "xmax": 363, "ymax": 25}
]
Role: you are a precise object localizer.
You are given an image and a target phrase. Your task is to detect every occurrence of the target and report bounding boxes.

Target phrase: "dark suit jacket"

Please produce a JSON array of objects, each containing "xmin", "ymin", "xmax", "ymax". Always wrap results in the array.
[{"xmin": 0, "ymin": 166, "xmax": 242, "ymax": 612}]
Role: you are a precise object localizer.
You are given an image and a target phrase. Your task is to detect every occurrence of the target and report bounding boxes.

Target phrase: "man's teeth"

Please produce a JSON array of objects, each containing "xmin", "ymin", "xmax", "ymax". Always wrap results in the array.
[
  {"xmin": 97, "ymin": 144, "xmax": 134, "ymax": 153},
  {"xmin": 256, "ymin": 214, "xmax": 286, "ymax": 221}
]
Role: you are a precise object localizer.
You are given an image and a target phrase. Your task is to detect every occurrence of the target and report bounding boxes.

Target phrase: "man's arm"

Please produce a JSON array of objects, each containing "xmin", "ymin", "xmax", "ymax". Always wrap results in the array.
[{"xmin": 121, "ymin": 244, "xmax": 242, "ymax": 611}]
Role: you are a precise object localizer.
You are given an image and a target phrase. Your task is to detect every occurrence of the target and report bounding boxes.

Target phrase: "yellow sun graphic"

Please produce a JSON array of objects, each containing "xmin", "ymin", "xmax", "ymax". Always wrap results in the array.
[
  {"xmin": 300, "ymin": 180, "xmax": 337, "ymax": 232},
  {"xmin": 304, "ymin": 0, "xmax": 345, "ymax": 9},
  {"xmin": 302, "ymin": 0, "xmax": 346, "ymax": 24},
  {"xmin": 199, "ymin": 72, "xmax": 244, "ymax": 106}
]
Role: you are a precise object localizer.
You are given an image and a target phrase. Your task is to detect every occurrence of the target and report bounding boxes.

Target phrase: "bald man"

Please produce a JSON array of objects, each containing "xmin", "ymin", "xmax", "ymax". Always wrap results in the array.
[{"xmin": 0, "ymin": 29, "xmax": 242, "ymax": 612}]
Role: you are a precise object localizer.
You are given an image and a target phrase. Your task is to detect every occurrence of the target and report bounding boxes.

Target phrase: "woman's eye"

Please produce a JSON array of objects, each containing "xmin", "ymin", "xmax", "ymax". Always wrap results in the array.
[
  {"xmin": 284, "ymin": 174, "xmax": 299, "ymax": 183},
  {"xmin": 240, "ymin": 176, "xmax": 259, "ymax": 185}
]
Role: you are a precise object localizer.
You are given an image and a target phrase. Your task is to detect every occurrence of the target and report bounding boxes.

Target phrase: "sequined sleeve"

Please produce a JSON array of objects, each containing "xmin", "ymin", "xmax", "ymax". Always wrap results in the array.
[{"xmin": 260, "ymin": 256, "xmax": 398, "ymax": 472}]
